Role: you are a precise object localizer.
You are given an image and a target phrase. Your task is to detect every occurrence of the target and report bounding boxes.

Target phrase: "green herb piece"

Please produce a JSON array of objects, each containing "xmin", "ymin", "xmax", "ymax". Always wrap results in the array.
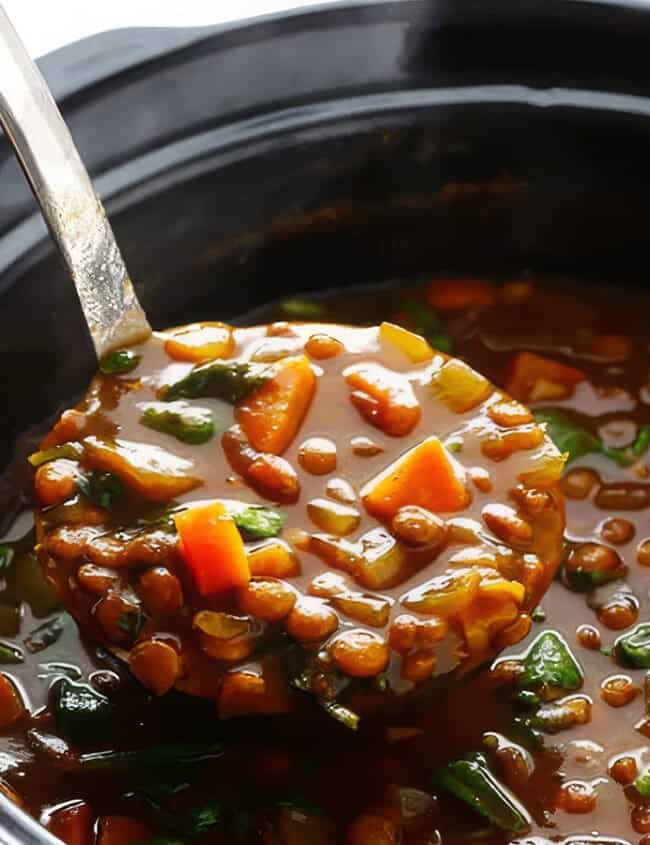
[
  {"xmin": 0, "ymin": 546, "xmax": 13, "ymax": 570},
  {"xmin": 601, "ymin": 645, "xmax": 614, "ymax": 657},
  {"xmin": 140, "ymin": 401, "xmax": 215, "ymax": 445},
  {"xmin": 280, "ymin": 298, "xmax": 327, "ymax": 319},
  {"xmin": 77, "ymin": 471, "xmax": 124, "ymax": 510},
  {"xmin": 402, "ymin": 299, "xmax": 452, "ymax": 353},
  {"xmin": 24, "ymin": 614, "xmax": 66, "ymax": 653},
  {"xmin": 531, "ymin": 606, "xmax": 546, "ymax": 623},
  {"xmin": 100, "ymin": 349, "xmax": 141, "ymax": 375},
  {"xmin": 535, "ymin": 408, "xmax": 650, "ymax": 467},
  {"xmin": 636, "ymin": 766, "xmax": 650, "ymax": 797},
  {"xmin": 231, "ymin": 505, "xmax": 286, "ymax": 539},
  {"xmin": 516, "ymin": 690, "xmax": 541, "ymax": 710},
  {"xmin": 77, "ymin": 741, "xmax": 224, "ymax": 773},
  {"xmin": 53, "ymin": 678, "xmax": 115, "ymax": 746},
  {"xmin": 38, "ymin": 662, "xmax": 82, "ymax": 680},
  {"xmin": 117, "ymin": 610, "xmax": 145, "ymax": 642},
  {"xmin": 431, "ymin": 752, "xmax": 531, "ymax": 832},
  {"xmin": 188, "ymin": 801, "xmax": 224, "ymax": 835},
  {"xmin": 616, "ymin": 624, "xmax": 650, "ymax": 668},
  {"xmin": 15, "ymin": 550, "xmax": 61, "ymax": 617},
  {"xmin": 518, "ymin": 631, "xmax": 583, "ymax": 696},
  {"xmin": 163, "ymin": 361, "xmax": 274, "ymax": 403},
  {"xmin": 322, "ymin": 701, "xmax": 360, "ymax": 731},
  {"xmin": 509, "ymin": 717, "xmax": 543, "ymax": 752},
  {"xmin": 28, "ymin": 442, "xmax": 83, "ymax": 467},
  {"xmin": 0, "ymin": 642, "xmax": 23, "ymax": 664}
]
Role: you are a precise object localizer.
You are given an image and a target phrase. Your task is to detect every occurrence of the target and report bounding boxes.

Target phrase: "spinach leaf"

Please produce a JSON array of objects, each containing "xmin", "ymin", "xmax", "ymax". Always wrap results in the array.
[
  {"xmin": 100, "ymin": 349, "xmax": 141, "ymax": 375},
  {"xmin": 77, "ymin": 471, "xmax": 124, "ymax": 510},
  {"xmin": 322, "ymin": 701, "xmax": 360, "ymax": 731},
  {"xmin": 53, "ymin": 678, "xmax": 115, "ymax": 746},
  {"xmin": 24, "ymin": 614, "xmax": 67, "ymax": 653},
  {"xmin": 140, "ymin": 401, "xmax": 215, "ymax": 445},
  {"xmin": 77, "ymin": 740, "xmax": 224, "ymax": 773},
  {"xmin": 636, "ymin": 766, "xmax": 650, "ymax": 797},
  {"xmin": 0, "ymin": 546, "xmax": 13, "ymax": 570},
  {"xmin": 616, "ymin": 624, "xmax": 650, "ymax": 668},
  {"xmin": 535, "ymin": 407, "xmax": 650, "ymax": 467},
  {"xmin": 518, "ymin": 631, "xmax": 583, "ymax": 696},
  {"xmin": 402, "ymin": 299, "xmax": 452, "ymax": 353},
  {"xmin": 0, "ymin": 642, "xmax": 23, "ymax": 664},
  {"xmin": 431, "ymin": 752, "xmax": 531, "ymax": 832},
  {"xmin": 280, "ymin": 298, "xmax": 328, "ymax": 319},
  {"xmin": 117, "ymin": 610, "xmax": 145, "ymax": 642},
  {"xmin": 163, "ymin": 361, "xmax": 274, "ymax": 403},
  {"xmin": 28, "ymin": 442, "xmax": 83, "ymax": 467},
  {"xmin": 231, "ymin": 505, "xmax": 286, "ymax": 539}
]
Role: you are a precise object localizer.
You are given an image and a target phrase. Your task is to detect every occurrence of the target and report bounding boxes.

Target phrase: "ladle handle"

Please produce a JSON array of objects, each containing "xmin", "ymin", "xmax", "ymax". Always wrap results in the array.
[{"xmin": 0, "ymin": 4, "xmax": 150, "ymax": 359}]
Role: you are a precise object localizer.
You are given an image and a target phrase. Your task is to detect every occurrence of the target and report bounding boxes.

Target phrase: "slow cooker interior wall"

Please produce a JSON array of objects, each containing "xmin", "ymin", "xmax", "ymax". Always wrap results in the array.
[{"xmin": 2, "ymin": 103, "xmax": 650, "ymax": 470}]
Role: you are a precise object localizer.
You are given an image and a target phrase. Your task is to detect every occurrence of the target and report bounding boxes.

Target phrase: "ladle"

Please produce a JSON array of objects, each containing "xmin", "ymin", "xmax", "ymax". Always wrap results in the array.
[{"xmin": 0, "ymin": 4, "xmax": 151, "ymax": 360}]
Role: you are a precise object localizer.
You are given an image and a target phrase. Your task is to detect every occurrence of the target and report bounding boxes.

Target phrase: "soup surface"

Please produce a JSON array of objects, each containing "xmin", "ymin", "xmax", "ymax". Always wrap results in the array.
[{"xmin": 0, "ymin": 274, "xmax": 648, "ymax": 845}]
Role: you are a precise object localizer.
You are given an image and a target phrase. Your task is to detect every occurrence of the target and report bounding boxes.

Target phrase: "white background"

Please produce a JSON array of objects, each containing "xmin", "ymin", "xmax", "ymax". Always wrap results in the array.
[{"xmin": 2, "ymin": 1, "xmax": 329, "ymax": 57}]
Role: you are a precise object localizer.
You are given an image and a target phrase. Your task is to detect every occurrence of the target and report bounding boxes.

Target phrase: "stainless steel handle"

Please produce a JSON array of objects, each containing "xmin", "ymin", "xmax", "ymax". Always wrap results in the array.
[{"xmin": 0, "ymin": 4, "xmax": 151, "ymax": 359}]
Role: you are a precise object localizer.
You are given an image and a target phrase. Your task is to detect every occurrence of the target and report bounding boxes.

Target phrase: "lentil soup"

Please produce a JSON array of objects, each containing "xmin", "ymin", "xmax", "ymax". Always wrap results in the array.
[{"xmin": 0, "ymin": 274, "xmax": 647, "ymax": 844}]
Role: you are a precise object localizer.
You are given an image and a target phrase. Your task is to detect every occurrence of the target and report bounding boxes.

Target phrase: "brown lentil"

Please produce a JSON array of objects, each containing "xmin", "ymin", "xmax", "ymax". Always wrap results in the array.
[
  {"xmin": 129, "ymin": 639, "xmax": 180, "ymax": 696},
  {"xmin": 609, "ymin": 755, "xmax": 638, "ymax": 785},
  {"xmin": 236, "ymin": 579, "xmax": 297, "ymax": 622},
  {"xmin": 600, "ymin": 674, "xmax": 639, "ymax": 707},
  {"xmin": 391, "ymin": 506, "xmax": 447, "ymax": 548},
  {"xmin": 298, "ymin": 437, "xmax": 337, "ymax": 475},
  {"xmin": 637, "ymin": 538, "xmax": 650, "ymax": 566},
  {"xmin": 305, "ymin": 333, "xmax": 344, "ymax": 359},
  {"xmin": 561, "ymin": 467, "xmax": 600, "ymax": 500},
  {"xmin": 576, "ymin": 624, "xmax": 601, "ymax": 650},
  {"xmin": 330, "ymin": 629, "xmax": 390, "ymax": 677},
  {"xmin": 601, "ymin": 517, "xmax": 635, "ymax": 545},
  {"xmin": 284, "ymin": 598, "xmax": 338, "ymax": 642},
  {"xmin": 556, "ymin": 780, "xmax": 597, "ymax": 814}
]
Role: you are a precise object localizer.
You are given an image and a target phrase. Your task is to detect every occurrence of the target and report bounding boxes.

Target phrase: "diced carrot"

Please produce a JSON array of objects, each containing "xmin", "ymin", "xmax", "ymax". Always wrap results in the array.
[
  {"xmin": 344, "ymin": 363, "xmax": 421, "ymax": 437},
  {"xmin": 459, "ymin": 594, "xmax": 520, "ymax": 655},
  {"xmin": 84, "ymin": 436, "xmax": 202, "ymax": 502},
  {"xmin": 47, "ymin": 802, "xmax": 94, "ymax": 845},
  {"xmin": 41, "ymin": 409, "xmax": 88, "ymax": 449},
  {"xmin": 379, "ymin": 322, "xmax": 434, "ymax": 363},
  {"xmin": 174, "ymin": 502, "xmax": 250, "ymax": 595},
  {"xmin": 0, "ymin": 674, "xmax": 24, "ymax": 728},
  {"xmin": 237, "ymin": 355, "xmax": 316, "ymax": 455},
  {"xmin": 96, "ymin": 816, "xmax": 151, "ymax": 845},
  {"xmin": 426, "ymin": 278, "xmax": 496, "ymax": 310},
  {"xmin": 361, "ymin": 436, "xmax": 469, "ymax": 522},
  {"xmin": 164, "ymin": 321, "xmax": 234, "ymax": 362},
  {"xmin": 505, "ymin": 351, "xmax": 586, "ymax": 404}
]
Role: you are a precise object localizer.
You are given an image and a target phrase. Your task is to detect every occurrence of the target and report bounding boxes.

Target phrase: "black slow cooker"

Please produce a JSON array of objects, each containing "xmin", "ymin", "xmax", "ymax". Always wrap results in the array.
[{"xmin": 2, "ymin": 1, "xmax": 650, "ymax": 840}]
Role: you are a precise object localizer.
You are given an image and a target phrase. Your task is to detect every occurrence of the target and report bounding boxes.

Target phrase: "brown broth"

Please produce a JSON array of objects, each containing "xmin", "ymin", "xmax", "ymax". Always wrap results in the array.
[{"xmin": 1, "ymin": 273, "xmax": 649, "ymax": 844}]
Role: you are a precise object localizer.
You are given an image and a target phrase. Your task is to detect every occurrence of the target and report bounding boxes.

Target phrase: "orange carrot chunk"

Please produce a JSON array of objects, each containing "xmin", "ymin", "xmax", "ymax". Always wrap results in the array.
[
  {"xmin": 344, "ymin": 362, "xmax": 421, "ymax": 437},
  {"xmin": 174, "ymin": 502, "xmax": 250, "ymax": 595},
  {"xmin": 426, "ymin": 278, "xmax": 496, "ymax": 310},
  {"xmin": 362, "ymin": 436, "xmax": 470, "ymax": 522},
  {"xmin": 505, "ymin": 351, "xmax": 586, "ymax": 404},
  {"xmin": 47, "ymin": 801, "xmax": 93, "ymax": 845},
  {"xmin": 237, "ymin": 355, "xmax": 316, "ymax": 454}
]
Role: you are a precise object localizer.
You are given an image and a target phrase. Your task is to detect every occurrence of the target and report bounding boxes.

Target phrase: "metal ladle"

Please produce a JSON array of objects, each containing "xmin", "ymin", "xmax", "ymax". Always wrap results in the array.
[{"xmin": 0, "ymin": 4, "xmax": 151, "ymax": 360}]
